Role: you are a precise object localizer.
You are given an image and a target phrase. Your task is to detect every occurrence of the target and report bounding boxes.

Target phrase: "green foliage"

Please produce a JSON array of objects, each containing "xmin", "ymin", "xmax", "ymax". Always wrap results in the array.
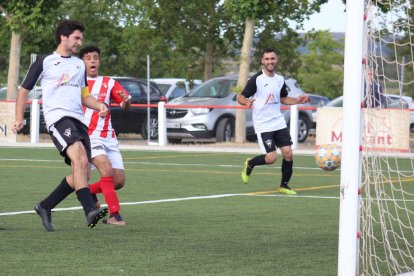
[
  {"xmin": 225, "ymin": 0, "xmax": 328, "ymax": 29},
  {"xmin": 253, "ymin": 27, "xmax": 302, "ymax": 77},
  {"xmin": 297, "ymin": 30, "xmax": 344, "ymax": 98},
  {"xmin": 0, "ymin": 0, "xmax": 61, "ymax": 34}
]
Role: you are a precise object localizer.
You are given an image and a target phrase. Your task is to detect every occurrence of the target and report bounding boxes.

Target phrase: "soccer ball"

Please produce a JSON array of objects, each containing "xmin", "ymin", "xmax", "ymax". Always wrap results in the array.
[{"xmin": 315, "ymin": 144, "xmax": 341, "ymax": 171}]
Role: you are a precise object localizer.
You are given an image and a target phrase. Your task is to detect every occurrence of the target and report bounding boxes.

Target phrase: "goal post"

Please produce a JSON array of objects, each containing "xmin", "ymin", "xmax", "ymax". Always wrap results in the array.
[
  {"xmin": 339, "ymin": 0, "xmax": 414, "ymax": 275},
  {"xmin": 338, "ymin": 0, "xmax": 365, "ymax": 275}
]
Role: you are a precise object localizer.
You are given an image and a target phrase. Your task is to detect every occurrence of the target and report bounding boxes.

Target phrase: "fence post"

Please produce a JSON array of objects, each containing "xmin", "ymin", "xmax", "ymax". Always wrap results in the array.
[
  {"xmin": 158, "ymin": 101, "xmax": 167, "ymax": 146},
  {"xmin": 30, "ymin": 99, "xmax": 40, "ymax": 143},
  {"xmin": 290, "ymin": 105, "xmax": 298, "ymax": 149}
]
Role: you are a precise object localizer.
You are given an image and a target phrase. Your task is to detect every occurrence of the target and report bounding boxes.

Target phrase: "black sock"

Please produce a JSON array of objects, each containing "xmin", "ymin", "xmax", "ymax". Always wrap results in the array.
[
  {"xmin": 250, "ymin": 154, "xmax": 267, "ymax": 168},
  {"xmin": 41, "ymin": 177, "xmax": 74, "ymax": 210},
  {"xmin": 280, "ymin": 159, "xmax": 293, "ymax": 187},
  {"xmin": 76, "ymin": 188, "xmax": 96, "ymax": 215}
]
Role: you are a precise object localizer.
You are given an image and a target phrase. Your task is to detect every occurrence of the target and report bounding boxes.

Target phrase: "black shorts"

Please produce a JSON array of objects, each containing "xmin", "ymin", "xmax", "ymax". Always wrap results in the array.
[
  {"xmin": 48, "ymin": 116, "xmax": 91, "ymax": 166},
  {"xmin": 258, "ymin": 128, "xmax": 292, "ymax": 153}
]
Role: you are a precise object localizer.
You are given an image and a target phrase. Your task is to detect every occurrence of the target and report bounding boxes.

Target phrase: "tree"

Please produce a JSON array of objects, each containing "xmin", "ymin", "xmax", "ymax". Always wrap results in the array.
[
  {"xmin": 225, "ymin": 0, "xmax": 328, "ymax": 143},
  {"xmin": 297, "ymin": 30, "xmax": 344, "ymax": 99},
  {"xmin": 136, "ymin": 0, "xmax": 235, "ymax": 81},
  {"xmin": 0, "ymin": 0, "xmax": 61, "ymax": 100}
]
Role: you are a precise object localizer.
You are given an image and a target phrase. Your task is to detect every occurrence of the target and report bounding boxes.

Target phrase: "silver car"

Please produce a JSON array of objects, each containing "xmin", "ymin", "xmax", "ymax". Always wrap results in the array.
[{"xmin": 166, "ymin": 75, "xmax": 313, "ymax": 143}]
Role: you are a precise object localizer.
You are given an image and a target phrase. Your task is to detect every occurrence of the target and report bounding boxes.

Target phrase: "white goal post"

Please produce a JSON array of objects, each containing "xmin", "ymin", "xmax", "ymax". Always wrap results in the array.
[{"xmin": 339, "ymin": 0, "xmax": 414, "ymax": 275}]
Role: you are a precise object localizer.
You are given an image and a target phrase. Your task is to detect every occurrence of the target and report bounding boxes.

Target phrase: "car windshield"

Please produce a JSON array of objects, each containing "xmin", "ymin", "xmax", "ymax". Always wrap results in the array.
[
  {"xmin": 156, "ymin": 84, "xmax": 171, "ymax": 95},
  {"xmin": 185, "ymin": 78, "xmax": 235, "ymax": 98}
]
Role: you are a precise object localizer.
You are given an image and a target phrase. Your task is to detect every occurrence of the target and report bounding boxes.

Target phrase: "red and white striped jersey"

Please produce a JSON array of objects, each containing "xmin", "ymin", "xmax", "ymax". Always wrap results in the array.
[{"xmin": 83, "ymin": 76, "xmax": 129, "ymax": 138}]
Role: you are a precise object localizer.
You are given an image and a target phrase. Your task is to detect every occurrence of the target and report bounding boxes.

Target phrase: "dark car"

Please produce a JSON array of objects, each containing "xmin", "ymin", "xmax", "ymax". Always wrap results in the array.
[
  {"xmin": 23, "ymin": 77, "xmax": 164, "ymax": 140},
  {"xmin": 110, "ymin": 77, "xmax": 164, "ymax": 140}
]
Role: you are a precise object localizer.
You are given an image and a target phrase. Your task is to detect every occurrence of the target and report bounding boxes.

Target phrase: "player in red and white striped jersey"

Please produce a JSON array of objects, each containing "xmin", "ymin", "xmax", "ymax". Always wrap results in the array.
[{"xmin": 79, "ymin": 45, "xmax": 131, "ymax": 225}]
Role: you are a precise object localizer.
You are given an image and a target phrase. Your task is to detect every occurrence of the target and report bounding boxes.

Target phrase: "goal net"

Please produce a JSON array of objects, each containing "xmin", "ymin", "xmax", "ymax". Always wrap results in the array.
[{"xmin": 359, "ymin": 0, "xmax": 414, "ymax": 275}]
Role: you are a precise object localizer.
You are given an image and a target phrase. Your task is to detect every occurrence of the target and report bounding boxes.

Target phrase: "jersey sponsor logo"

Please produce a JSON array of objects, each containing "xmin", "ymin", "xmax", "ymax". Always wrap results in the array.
[
  {"xmin": 264, "ymin": 93, "xmax": 279, "ymax": 105},
  {"xmin": 54, "ymin": 62, "xmax": 61, "ymax": 66},
  {"xmin": 64, "ymin": 128, "xmax": 72, "ymax": 138}
]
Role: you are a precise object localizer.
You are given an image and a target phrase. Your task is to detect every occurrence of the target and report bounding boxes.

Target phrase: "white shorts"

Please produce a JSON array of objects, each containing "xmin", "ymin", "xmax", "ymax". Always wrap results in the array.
[{"xmin": 90, "ymin": 136, "xmax": 124, "ymax": 170}]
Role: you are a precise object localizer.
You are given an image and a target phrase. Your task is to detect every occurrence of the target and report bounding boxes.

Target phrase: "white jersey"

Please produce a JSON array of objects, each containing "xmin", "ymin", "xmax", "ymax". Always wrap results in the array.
[
  {"xmin": 84, "ymin": 76, "xmax": 129, "ymax": 139},
  {"xmin": 241, "ymin": 70, "xmax": 288, "ymax": 133},
  {"xmin": 21, "ymin": 52, "xmax": 87, "ymax": 129}
]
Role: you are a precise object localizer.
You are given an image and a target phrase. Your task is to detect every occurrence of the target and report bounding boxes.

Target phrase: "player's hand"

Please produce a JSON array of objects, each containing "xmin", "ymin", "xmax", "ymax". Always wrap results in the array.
[
  {"xmin": 244, "ymin": 98, "xmax": 255, "ymax": 108},
  {"xmin": 297, "ymin": 94, "xmax": 310, "ymax": 104},
  {"xmin": 13, "ymin": 120, "xmax": 24, "ymax": 133},
  {"xmin": 98, "ymin": 103, "xmax": 108, "ymax": 118},
  {"xmin": 117, "ymin": 91, "xmax": 130, "ymax": 103}
]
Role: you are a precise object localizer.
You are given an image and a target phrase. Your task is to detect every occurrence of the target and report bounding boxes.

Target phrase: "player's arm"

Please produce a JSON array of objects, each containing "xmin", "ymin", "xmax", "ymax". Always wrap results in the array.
[
  {"xmin": 281, "ymin": 94, "xmax": 310, "ymax": 105},
  {"xmin": 237, "ymin": 77, "xmax": 256, "ymax": 107},
  {"xmin": 111, "ymin": 80, "xmax": 131, "ymax": 110},
  {"xmin": 13, "ymin": 87, "xmax": 30, "ymax": 133},
  {"xmin": 118, "ymin": 91, "xmax": 131, "ymax": 110},
  {"xmin": 81, "ymin": 86, "xmax": 108, "ymax": 118},
  {"xmin": 14, "ymin": 56, "xmax": 44, "ymax": 133},
  {"xmin": 280, "ymin": 82, "xmax": 310, "ymax": 105}
]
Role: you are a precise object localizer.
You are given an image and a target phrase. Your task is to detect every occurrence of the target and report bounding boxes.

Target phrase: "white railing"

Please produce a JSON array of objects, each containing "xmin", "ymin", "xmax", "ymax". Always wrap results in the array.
[{"xmin": 29, "ymin": 100, "xmax": 300, "ymax": 147}]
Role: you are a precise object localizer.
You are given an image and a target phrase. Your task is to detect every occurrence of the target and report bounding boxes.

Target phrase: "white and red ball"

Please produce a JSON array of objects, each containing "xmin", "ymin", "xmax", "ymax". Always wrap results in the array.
[{"xmin": 315, "ymin": 144, "xmax": 341, "ymax": 171}]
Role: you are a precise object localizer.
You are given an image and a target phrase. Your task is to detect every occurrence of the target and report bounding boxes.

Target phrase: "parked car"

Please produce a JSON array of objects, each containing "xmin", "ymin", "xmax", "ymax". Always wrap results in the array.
[
  {"xmin": 22, "ymin": 78, "xmax": 164, "ymax": 140},
  {"xmin": 166, "ymin": 75, "xmax": 313, "ymax": 143},
  {"xmin": 324, "ymin": 95, "xmax": 414, "ymax": 132},
  {"xmin": 308, "ymin": 93, "xmax": 330, "ymax": 128},
  {"xmin": 110, "ymin": 77, "xmax": 165, "ymax": 140},
  {"xmin": 0, "ymin": 87, "xmax": 7, "ymax": 100},
  {"xmin": 151, "ymin": 78, "xmax": 202, "ymax": 101},
  {"xmin": 0, "ymin": 86, "xmax": 42, "ymax": 101}
]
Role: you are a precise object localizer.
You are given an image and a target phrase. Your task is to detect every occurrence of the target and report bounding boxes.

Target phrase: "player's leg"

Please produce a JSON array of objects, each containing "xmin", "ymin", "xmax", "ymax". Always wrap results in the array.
[
  {"xmin": 35, "ymin": 175, "xmax": 75, "ymax": 231},
  {"xmin": 242, "ymin": 131, "xmax": 277, "ymax": 184},
  {"xmin": 63, "ymin": 119, "xmax": 108, "ymax": 227},
  {"xmin": 113, "ymin": 168, "xmax": 125, "ymax": 190},
  {"xmin": 90, "ymin": 140, "xmax": 125, "ymax": 225},
  {"xmin": 274, "ymin": 128, "xmax": 296, "ymax": 195}
]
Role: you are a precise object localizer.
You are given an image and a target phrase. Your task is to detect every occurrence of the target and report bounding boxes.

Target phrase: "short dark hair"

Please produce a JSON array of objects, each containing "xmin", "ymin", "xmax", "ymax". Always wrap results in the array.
[
  {"xmin": 55, "ymin": 20, "xmax": 85, "ymax": 44},
  {"xmin": 262, "ymin": 48, "xmax": 277, "ymax": 56},
  {"xmin": 79, "ymin": 45, "xmax": 101, "ymax": 59}
]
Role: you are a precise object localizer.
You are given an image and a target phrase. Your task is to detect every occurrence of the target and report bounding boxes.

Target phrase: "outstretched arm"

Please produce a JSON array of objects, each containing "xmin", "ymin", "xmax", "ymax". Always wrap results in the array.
[{"xmin": 281, "ymin": 94, "xmax": 310, "ymax": 105}]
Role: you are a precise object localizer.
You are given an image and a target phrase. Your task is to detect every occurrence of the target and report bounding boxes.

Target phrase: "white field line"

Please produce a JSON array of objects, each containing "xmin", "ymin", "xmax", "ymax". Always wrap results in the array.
[
  {"xmin": 2, "ymin": 192, "xmax": 413, "ymax": 217},
  {"xmin": 0, "ymin": 193, "xmax": 340, "ymax": 217},
  {"xmin": 0, "ymin": 157, "xmax": 324, "ymax": 171}
]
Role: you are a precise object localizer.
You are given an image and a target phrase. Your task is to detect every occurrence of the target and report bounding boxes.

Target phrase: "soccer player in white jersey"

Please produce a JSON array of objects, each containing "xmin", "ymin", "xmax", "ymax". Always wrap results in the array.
[
  {"xmin": 13, "ymin": 20, "xmax": 109, "ymax": 231},
  {"xmin": 79, "ymin": 45, "xmax": 130, "ymax": 225},
  {"xmin": 237, "ymin": 48, "xmax": 310, "ymax": 195}
]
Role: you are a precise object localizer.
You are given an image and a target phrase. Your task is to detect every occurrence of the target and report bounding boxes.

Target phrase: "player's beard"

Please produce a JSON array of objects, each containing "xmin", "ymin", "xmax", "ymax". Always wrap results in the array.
[
  {"xmin": 264, "ymin": 63, "xmax": 275, "ymax": 74},
  {"xmin": 65, "ymin": 43, "xmax": 79, "ymax": 56}
]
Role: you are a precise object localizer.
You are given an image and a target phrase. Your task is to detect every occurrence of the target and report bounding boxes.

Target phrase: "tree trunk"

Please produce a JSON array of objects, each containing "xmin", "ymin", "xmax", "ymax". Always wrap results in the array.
[
  {"xmin": 204, "ymin": 42, "xmax": 214, "ymax": 81},
  {"xmin": 235, "ymin": 18, "xmax": 255, "ymax": 143},
  {"xmin": 7, "ymin": 32, "xmax": 23, "ymax": 100}
]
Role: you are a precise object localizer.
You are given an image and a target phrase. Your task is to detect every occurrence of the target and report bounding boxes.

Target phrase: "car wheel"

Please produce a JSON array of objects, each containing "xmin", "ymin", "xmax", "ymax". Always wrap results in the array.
[
  {"xmin": 168, "ymin": 138, "xmax": 182, "ymax": 144},
  {"xmin": 141, "ymin": 115, "xmax": 158, "ymax": 140},
  {"xmin": 297, "ymin": 114, "xmax": 311, "ymax": 143},
  {"xmin": 246, "ymin": 135, "xmax": 257, "ymax": 142},
  {"xmin": 216, "ymin": 118, "xmax": 233, "ymax": 142}
]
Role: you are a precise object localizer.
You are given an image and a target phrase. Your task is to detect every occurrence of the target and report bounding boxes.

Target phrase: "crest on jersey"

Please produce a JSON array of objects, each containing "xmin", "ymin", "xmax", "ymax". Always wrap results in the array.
[
  {"xmin": 64, "ymin": 128, "xmax": 71, "ymax": 138},
  {"xmin": 265, "ymin": 139, "xmax": 272, "ymax": 148}
]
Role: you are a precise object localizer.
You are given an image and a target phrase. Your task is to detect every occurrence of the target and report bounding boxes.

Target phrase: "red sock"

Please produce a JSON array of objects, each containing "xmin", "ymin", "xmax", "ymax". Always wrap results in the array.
[
  {"xmin": 89, "ymin": 181, "xmax": 102, "ymax": 194},
  {"xmin": 100, "ymin": 176, "xmax": 120, "ymax": 215}
]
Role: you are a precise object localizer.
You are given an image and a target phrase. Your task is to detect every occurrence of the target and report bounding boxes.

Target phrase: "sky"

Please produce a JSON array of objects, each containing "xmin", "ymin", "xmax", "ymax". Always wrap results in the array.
[{"xmin": 299, "ymin": 0, "xmax": 347, "ymax": 33}]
